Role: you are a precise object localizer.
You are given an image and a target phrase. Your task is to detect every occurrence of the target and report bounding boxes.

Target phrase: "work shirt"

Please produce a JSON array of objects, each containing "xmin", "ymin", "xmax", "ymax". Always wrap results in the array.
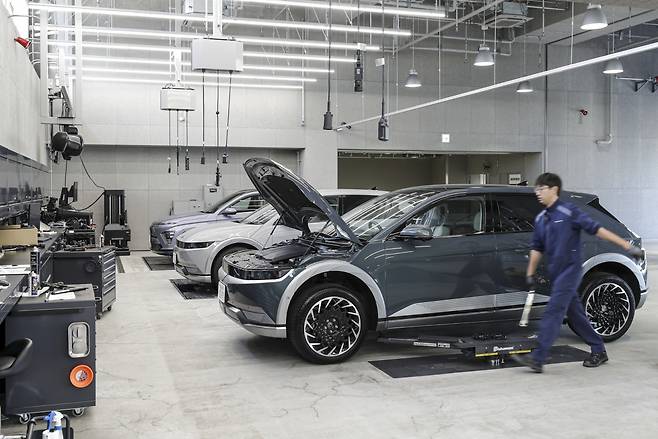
[{"xmin": 531, "ymin": 198, "xmax": 601, "ymax": 290}]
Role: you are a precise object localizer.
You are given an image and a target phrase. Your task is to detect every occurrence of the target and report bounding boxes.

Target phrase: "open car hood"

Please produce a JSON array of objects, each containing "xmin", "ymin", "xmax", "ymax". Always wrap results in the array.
[{"xmin": 243, "ymin": 158, "xmax": 360, "ymax": 244}]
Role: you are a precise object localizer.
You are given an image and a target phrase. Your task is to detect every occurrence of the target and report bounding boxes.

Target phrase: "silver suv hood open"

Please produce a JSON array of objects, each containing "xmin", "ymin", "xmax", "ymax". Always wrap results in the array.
[{"xmin": 243, "ymin": 158, "xmax": 360, "ymax": 244}]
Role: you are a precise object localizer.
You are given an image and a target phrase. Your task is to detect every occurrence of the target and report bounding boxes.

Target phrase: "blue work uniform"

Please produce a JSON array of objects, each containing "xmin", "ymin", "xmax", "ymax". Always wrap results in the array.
[{"xmin": 530, "ymin": 198, "xmax": 605, "ymax": 364}]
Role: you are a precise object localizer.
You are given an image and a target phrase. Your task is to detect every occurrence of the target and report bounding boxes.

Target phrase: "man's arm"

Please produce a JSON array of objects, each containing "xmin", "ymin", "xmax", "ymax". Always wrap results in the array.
[
  {"xmin": 527, "ymin": 249, "xmax": 543, "ymax": 277},
  {"xmin": 596, "ymin": 227, "xmax": 640, "ymax": 255}
]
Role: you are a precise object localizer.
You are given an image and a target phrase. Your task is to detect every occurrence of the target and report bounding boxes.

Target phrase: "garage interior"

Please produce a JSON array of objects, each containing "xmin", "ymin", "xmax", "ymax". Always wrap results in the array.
[{"xmin": 1, "ymin": 0, "xmax": 657, "ymax": 437}]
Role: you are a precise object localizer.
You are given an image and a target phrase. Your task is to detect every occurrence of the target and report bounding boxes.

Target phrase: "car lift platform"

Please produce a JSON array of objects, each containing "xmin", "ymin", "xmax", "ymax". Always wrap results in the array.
[{"xmin": 377, "ymin": 332, "xmax": 537, "ymax": 367}]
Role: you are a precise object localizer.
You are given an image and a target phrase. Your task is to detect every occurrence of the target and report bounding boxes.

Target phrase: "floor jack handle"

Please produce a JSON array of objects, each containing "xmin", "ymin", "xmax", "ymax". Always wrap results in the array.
[{"xmin": 519, "ymin": 290, "xmax": 535, "ymax": 327}]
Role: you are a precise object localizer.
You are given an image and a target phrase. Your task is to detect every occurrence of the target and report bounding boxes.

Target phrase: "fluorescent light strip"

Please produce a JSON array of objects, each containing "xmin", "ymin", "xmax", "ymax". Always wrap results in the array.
[
  {"xmin": 47, "ymin": 40, "xmax": 357, "ymax": 63},
  {"xmin": 67, "ymin": 66, "xmax": 317, "ymax": 82},
  {"xmin": 40, "ymin": 25, "xmax": 379, "ymax": 51},
  {"xmin": 83, "ymin": 76, "xmax": 303, "ymax": 90},
  {"xmin": 238, "ymin": 0, "xmax": 446, "ymax": 19},
  {"xmin": 48, "ymin": 54, "xmax": 334, "ymax": 73},
  {"xmin": 28, "ymin": 3, "xmax": 407, "ymax": 36}
]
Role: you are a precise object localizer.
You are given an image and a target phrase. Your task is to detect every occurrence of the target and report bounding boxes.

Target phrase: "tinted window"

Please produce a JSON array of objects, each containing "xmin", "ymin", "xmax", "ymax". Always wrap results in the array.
[
  {"xmin": 340, "ymin": 195, "xmax": 376, "ymax": 215},
  {"xmin": 494, "ymin": 194, "xmax": 542, "ymax": 233},
  {"xmin": 406, "ymin": 197, "xmax": 485, "ymax": 237},
  {"xmin": 230, "ymin": 195, "xmax": 266, "ymax": 212}
]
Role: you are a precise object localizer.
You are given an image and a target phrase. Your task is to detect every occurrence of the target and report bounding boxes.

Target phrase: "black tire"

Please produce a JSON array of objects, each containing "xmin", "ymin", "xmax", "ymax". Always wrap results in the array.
[
  {"xmin": 210, "ymin": 246, "xmax": 251, "ymax": 286},
  {"xmin": 571, "ymin": 273, "xmax": 636, "ymax": 342},
  {"xmin": 288, "ymin": 283, "xmax": 368, "ymax": 364}
]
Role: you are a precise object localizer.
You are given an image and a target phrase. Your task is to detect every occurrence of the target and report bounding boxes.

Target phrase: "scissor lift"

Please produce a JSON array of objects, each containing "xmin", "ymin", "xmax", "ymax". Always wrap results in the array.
[{"xmin": 377, "ymin": 332, "xmax": 538, "ymax": 367}]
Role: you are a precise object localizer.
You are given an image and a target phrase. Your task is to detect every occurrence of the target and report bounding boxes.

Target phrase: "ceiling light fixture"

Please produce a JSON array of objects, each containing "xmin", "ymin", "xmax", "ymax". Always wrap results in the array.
[
  {"xmin": 82, "ymin": 76, "xmax": 303, "ymax": 90},
  {"xmin": 581, "ymin": 4, "xmax": 608, "ymax": 30},
  {"xmin": 41, "ymin": 25, "xmax": 380, "ymax": 51},
  {"xmin": 474, "ymin": 44, "xmax": 494, "ymax": 67},
  {"xmin": 237, "ymin": 0, "xmax": 447, "ymax": 19},
  {"xmin": 28, "ymin": 3, "xmax": 408, "ymax": 36},
  {"xmin": 49, "ymin": 54, "xmax": 334, "ymax": 73},
  {"xmin": 31, "ymin": 0, "xmax": 445, "ymax": 20},
  {"xmin": 516, "ymin": 23, "xmax": 533, "ymax": 93},
  {"xmin": 405, "ymin": 18, "xmax": 422, "ymax": 88},
  {"xmin": 47, "ymin": 41, "xmax": 356, "ymax": 63},
  {"xmin": 602, "ymin": 58, "xmax": 623, "ymax": 74},
  {"xmin": 516, "ymin": 80, "xmax": 533, "ymax": 93},
  {"xmin": 603, "ymin": 29, "xmax": 623, "ymax": 74},
  {"xmin": 72, "ymin": 66, "xmax": 317, "ymax": 82}
]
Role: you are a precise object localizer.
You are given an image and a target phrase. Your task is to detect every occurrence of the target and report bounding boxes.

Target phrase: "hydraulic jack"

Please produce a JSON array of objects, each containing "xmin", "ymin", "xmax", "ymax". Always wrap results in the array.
[{"xmin": 377, "ymin": 332, "xmax": 538, "ymax": 367}]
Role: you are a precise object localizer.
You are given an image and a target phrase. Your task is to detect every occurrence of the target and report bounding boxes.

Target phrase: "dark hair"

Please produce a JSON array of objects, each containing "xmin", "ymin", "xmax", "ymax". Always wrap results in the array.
[{"xmin": 535, "ymin": 172, "xmax": 562, "ymax": 195}]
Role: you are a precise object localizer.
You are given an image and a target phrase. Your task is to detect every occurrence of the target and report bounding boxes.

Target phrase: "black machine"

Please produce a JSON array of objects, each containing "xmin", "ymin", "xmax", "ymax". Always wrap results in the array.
[
  {"xmin": 103, "ymin": 190, "xmax": 130, "ymax": 255},
  {"xmin": 41, "ymin": 182, "xmax": 96, "ymax": 247},
  {"xmin": 53, "ymin": 247, "xmax": 117, "ymax": 318},
  {"xmin": 3, "ymin": 286, "xmax": 96, "ymax": 420}
]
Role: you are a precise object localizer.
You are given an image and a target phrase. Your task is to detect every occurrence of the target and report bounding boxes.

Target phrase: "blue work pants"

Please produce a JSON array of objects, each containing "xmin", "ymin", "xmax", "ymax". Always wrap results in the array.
[{"xmin": 532, "ymin": 286, "xmax": 605, "ymax": 364}]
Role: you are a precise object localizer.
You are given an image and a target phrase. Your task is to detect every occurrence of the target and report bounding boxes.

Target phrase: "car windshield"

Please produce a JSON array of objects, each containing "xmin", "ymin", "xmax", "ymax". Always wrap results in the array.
[
  {"xmin": 325, "ymin": 190, "xmax": 436, "ymax": 241},
  {"xmin": 241, "ymin": 205, "xmax": 277, "ymax": 225},
  {"xmin": 203, "ymin": 191, "xmax": 248, "ymax": 213}
]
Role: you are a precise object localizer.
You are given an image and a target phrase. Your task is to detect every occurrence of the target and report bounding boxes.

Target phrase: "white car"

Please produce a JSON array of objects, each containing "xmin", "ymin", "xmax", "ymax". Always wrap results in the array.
[{"xmin": 173, "ymin": 189, "xmax": 386, "ymax": 285}]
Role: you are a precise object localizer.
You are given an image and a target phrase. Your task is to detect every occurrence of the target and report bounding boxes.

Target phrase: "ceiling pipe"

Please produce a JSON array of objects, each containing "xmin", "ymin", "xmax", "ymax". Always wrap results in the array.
[
  {"xmin": 395, "ymin": 0, "xmax": 506, "ymax": 54},
  {"xmin": 337, "ymin": 40, "xmax": 658, "ymax": 131}
]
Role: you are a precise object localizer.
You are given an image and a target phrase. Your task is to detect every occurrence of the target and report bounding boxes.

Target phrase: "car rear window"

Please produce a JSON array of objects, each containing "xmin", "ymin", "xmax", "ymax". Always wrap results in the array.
[{"xmin": 587, "ymin": 198, "xmax": 620, "ymax": 222}]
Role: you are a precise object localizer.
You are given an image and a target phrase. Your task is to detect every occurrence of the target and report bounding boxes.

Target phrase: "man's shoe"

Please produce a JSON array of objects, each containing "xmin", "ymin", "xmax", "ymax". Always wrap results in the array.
[
  {"xmin": 583, "ymin": 351, "xmax": 608, "ymax": 368},
  {"xmin": 510, "ymin": 355, "xmax": 543, "ymax": 373}
]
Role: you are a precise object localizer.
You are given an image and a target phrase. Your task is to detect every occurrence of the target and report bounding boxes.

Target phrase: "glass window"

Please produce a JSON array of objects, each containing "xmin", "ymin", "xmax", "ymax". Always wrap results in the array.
[
  {"xmin": 340, "ymin": 195, "xmax": 377, "ymax": 215},
  {"xmin": 230, "ymin": 195, "xmax": 266, "ymax": 213},
  {"xmin": 494, "ymin": 194, "xmax": 542, "ymax": 233},
  {"xmin": 405, "ymin": 197, "xmax": 485, "ymax": 237},
  {"xmin": 324, "ymin": 190, "xmax": 437, "ymax": 241},
  {"xmin": 242, "ymin": 205, "xmax": 277, "ymax": 225}
]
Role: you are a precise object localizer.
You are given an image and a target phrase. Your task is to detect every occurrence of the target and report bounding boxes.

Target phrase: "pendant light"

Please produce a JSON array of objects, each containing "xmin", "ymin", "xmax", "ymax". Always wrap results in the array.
[
  {"xmin": 405, "ymin": 18, "xmax": 422, "ymax": 88},
  {"xmin": 603, "ymin": 31, "xmax": 623, "ymax": 74},
  {"xmin": 516, "ymin": 23, "xmax": 533, "ymax": 93},
  {"xmin": 322, "ymin": 0, "xmax": 333, "ymax": 130},
  {"xmin": 474, "ymin": 21, "xmax": 494, "ymax": 67},
  {"xmin": 581, "ymin": 4, "xmax": 608, "ymax": 30},
  {"xmin": 377, "ymin": 1, "xmax": 389, "ymax": 141}
]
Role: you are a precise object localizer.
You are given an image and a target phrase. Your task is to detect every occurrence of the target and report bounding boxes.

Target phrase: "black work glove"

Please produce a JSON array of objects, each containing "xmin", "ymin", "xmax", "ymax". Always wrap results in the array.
[
  {"xmin": 627, "ymin": 245, "xmax": 643, "ymax": 259},
  {"xmin": 526, "ymin": 275, "xmax": 536, "ymax": 291}
]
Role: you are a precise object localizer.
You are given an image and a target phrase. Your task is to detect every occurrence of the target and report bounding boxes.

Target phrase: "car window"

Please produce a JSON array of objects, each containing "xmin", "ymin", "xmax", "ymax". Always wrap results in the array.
[
  {"xmin": 340, "ymin": 195, "xmax": 376, "ymax": 215},
  {"xmin": 242, "ymin": 205, "xmax": 277, "ymax": 225},
  {"xmin": 494, "ymin": 194, "xmax": 542, "ymax": 233},
  {"xmin": 405, "ymin": 197, "xmax": 486, "ymax": 237},
  {"xmin": 229, "ymin": 195, "xmax": 266, "ymax": 213}
]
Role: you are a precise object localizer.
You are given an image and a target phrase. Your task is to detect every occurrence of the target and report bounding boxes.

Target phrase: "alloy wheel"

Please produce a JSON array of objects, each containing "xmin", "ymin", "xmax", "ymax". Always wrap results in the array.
[
  {"xmin": 303, "ymin": 296, "xmax": 362, "ymax": 357},
  {"xmin": 584, "ymin": 282, "xmax": 631, "ymax": 337}
]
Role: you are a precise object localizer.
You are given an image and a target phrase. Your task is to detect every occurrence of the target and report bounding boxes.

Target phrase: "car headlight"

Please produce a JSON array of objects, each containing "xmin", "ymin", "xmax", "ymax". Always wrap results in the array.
[
  {"xmin": 162, "ymin": 230, "xmax": 175, "ymax": 242},
  {"xmin": 178, "ymin": 241, "xmax": 213, "ymax": 249}
]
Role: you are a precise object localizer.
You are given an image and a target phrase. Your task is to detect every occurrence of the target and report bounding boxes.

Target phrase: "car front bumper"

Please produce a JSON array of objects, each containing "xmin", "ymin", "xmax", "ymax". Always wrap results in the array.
[
  {"xmin": 173, "ymin": 246, "xmax": 213, "ymax": 284},
  {"xmin": 150, "ymin": 224, "xmax": 173, "ymax": 255},
  {"xmin": 217, "ymin": 268, "xmax": 288, "ymax": 338}
]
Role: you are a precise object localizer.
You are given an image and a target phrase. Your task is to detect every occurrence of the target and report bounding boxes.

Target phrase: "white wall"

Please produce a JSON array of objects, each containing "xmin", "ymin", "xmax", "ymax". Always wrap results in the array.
[
  {"xmin": 545, "ymin": 42, "xmax": 658, "ymax": 238},
  {"xmin": 0, "ymin": 2, "xmax": 46, "ymax": 164}
]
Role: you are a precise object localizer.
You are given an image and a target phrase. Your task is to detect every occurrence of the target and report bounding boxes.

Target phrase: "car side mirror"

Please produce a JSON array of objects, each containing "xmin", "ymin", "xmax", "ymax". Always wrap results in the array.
[
  {"xmin": 222, "ymin": 207, "xmax": 238, "ymax": 216},
  {"xmin": 396, "ymin": 224, "xmax": 433, "ymax": 241}
]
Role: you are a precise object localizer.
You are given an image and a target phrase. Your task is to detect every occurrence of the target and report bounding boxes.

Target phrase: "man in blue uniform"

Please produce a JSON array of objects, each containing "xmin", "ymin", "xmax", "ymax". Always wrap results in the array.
[{"xmin": 514, "ymin": 173, "xmax": 643, "ymax": 373}]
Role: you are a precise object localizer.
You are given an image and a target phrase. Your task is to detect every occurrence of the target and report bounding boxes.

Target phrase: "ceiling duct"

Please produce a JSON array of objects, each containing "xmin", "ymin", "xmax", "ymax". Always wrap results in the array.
[{"xmin": 483, "ymin": 2, "xmax": 531, "ymax": 29}]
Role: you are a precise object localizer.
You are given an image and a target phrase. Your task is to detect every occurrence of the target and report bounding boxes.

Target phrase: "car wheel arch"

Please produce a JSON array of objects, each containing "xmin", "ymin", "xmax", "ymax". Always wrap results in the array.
[
  {"xmin": 581, "ymin": 259, "xmax": 642, "ymax": 306},
  {"xmin": 207, "ymin": 240, "xmax": 260, "ymax": 274},
  {"xmin": 276, "ymin": 261, "xmax": 386, "ymax": 329}
]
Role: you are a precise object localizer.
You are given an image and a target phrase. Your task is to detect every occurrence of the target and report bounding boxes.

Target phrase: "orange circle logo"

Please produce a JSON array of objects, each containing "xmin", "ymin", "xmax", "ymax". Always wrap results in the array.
[{"xmin": 69, "ymin": 365, "xmax": 94, "ymax": 388}]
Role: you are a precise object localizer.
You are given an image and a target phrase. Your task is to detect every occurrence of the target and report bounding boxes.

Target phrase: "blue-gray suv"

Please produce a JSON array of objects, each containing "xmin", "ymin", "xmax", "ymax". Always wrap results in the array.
[{"xmin": 218, "ymin": 158, "xmax": 648, "ymax": 364}]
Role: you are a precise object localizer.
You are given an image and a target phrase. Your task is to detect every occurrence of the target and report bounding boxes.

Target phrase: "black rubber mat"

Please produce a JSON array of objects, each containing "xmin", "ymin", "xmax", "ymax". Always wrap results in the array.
[
  {"xmin": 143, "ymin": 256, "xmax": 174, "ymax": 271},
  {"xmin": 116, "ymin": 256, "xmax": 125, "ymax": 273},
  {"xmin": 170, "ymin": 278, "xmax": 217, "ymax": 300},
  {"xmin": 370, "ymin": 345, "xmax": 589, "ymax": 378}
]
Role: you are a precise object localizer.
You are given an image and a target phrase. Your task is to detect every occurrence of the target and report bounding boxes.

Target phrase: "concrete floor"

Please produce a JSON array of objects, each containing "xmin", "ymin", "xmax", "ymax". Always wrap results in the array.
[{"xmin": 5, "ymin": 248, "xmax": 658, "ymax": 438}]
